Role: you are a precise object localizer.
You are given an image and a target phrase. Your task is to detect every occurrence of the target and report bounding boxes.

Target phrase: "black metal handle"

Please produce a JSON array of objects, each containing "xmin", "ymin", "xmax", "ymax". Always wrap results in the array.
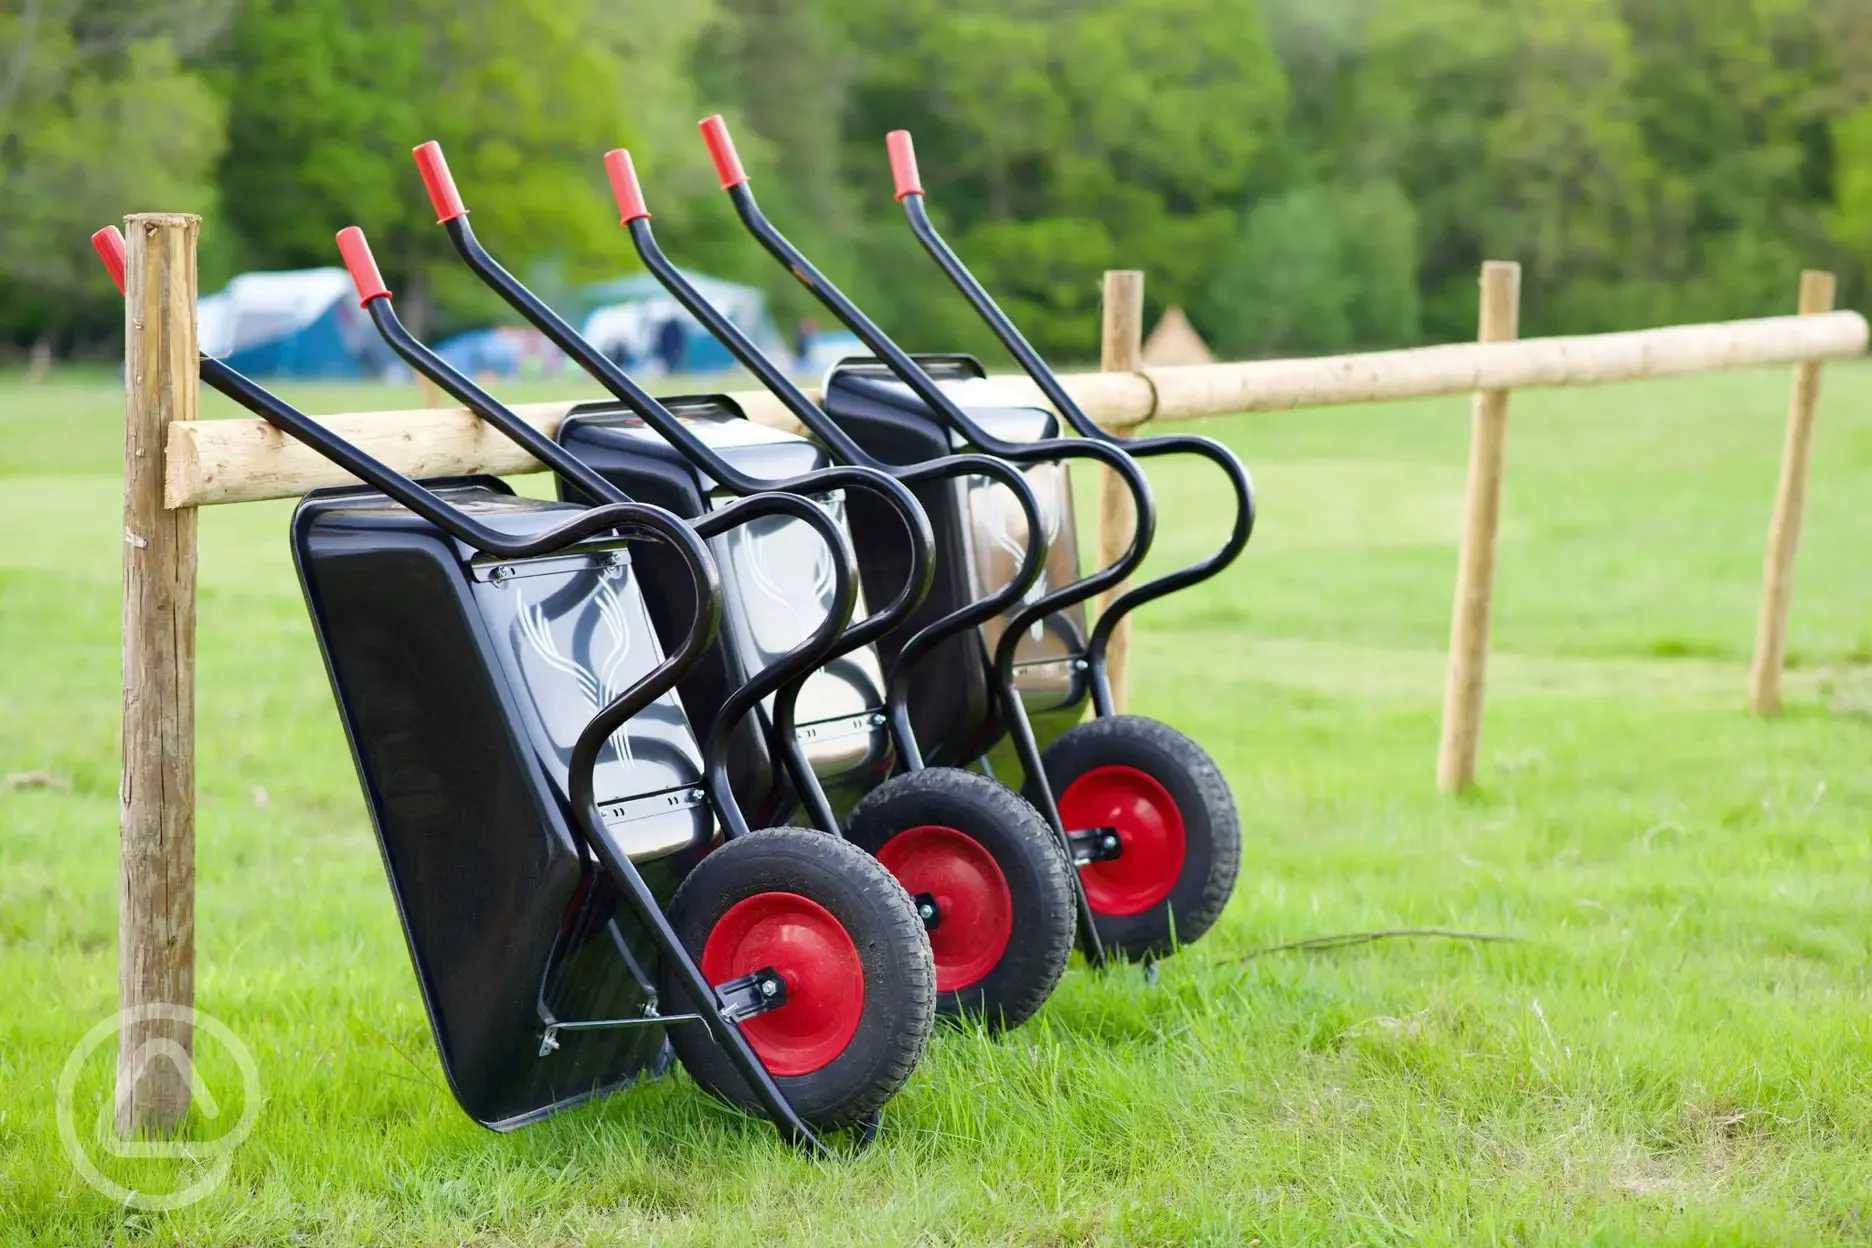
[
  {"xmin": 406, "ymin": 148, "xmax": 1053, "ymax": 774},
  {"xmin": 893, "ymin": 183, "xmax": 1256, "ymax": 713},
  {"xmin": 700, "ymin": 126, "xmax": 1146, "ymax": 963},
  {"xmin": 421, "ymin": 209, "xmax": 961, "ymax": 760},
  {"xmin": 609, "ymin": 199, "xmax": 1067, "ymax": 770},
  {"xmin": 349, "ymin": 284, "xmax": 860, "ymax": 839},
  {"xmin": 111, "ymin": 224, "xmax": 733, "ymax": 820},
  {"xmin": 424, "ymin": 209, "xmax": 934, "ymax": 648},
  {"xmin": 713, "ymin": 175, "xmax": 1158, "ymax": 638},
  {"xmin": 689, "ymin": 496, "xmax": 859, "ymax": 838},
  {"xmin": 202, "ymin": 359, "xmax": 680, "ymax": 562}
]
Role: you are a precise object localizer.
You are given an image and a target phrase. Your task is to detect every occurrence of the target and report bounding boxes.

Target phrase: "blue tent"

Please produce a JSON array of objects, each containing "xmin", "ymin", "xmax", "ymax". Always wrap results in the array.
[
  {"xmin": 199, "ymin": 268, "xmax": 396, "ymax": 379},
  {"xmin": 432, "ymin": 326, "xmax": 572, "ymax": 380},
  {"xmin": 799, "ymin": 329, "xmax": 867, "ymax": 378},
  {"xmin": 579, "ymin": 272, "xmax": 790, "ymax": 377}
]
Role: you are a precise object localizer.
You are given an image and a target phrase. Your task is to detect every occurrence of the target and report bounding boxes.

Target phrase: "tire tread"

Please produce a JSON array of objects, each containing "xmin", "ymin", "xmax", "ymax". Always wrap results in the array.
[
  {"xmin": 847, "ymin": 767, "xmax": 1074, "ymax": 1031},
  {"xmin": 1029, "ymin": 715, "xmax": 1240, "ymax": 960}
]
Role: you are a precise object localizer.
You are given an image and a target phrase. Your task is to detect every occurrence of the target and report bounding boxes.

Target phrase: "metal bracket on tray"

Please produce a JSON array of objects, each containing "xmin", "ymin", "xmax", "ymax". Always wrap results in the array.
[{"xmin": 537, "ymin": 966, "xmax": 786, "ymax": 1057}]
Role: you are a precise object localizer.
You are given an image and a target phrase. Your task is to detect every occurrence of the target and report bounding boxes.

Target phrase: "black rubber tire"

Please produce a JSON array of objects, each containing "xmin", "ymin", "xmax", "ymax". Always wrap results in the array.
[
  {"xmin": 659, "ymin": 827, "xmax": 935, "ymax": 1129},
  {"xmin": 1026, "ymin": 715, "xmax": 1240, "ymax": 961},
  {"xmin": 845, "ymin": 767, "xmax": 1074, "ymax": 1032}
]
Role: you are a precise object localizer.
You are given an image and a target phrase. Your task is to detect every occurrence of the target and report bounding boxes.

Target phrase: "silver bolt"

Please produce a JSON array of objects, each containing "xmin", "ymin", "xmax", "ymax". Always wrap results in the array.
[{"xmin": 759, "ymin": 978, "xmax": 778, "ymax": 998}]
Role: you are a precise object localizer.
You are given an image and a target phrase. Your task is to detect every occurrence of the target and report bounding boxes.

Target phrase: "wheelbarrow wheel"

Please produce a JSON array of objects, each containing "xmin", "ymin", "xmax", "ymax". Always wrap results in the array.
[
  {"xmin": 660, "ymin": 826, "xmax": 935, "ymax": 1130},
  {"xmin": 1026, "ymin": 715, "xmax": 1240, "ymax": 962},
  {"xmin": 846, "ymin": 767, "xmax": 1074, "ymax": 1032}
]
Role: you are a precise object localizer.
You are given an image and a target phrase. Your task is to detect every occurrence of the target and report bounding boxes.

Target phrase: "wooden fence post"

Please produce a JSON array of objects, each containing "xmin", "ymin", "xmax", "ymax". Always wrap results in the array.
[
  {"xmin": 1747, "ymin": 270, "xmax": 1837, "ymax": 717},
  {"xmin": 1098, "ymin": 270, "xmax": 1145, "ymax": 714},
  {"xmin": 1436, "ymin": 261, "xmax": 1521, "ymax": 792},
  {"xmin": 118, "ymin": 213, "xmax": 200, "ymax": 1137}
]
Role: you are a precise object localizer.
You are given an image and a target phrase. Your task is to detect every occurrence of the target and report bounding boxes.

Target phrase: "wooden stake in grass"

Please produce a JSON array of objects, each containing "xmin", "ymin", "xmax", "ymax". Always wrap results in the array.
[
  {"xmin": 1748, "ymin": 271, "xmax": 1837, "ymax": 717},
  {"xmin": 1097, "ymin": 270, "xmax": 1146, "ymax": 715},
  {"xmin": 118, "ymin": 213, "xmax": 200, "ymax": 1137},
  {"xmin": 1437, "ymin": 261, "xmax": 1521, "ymax": 793}
]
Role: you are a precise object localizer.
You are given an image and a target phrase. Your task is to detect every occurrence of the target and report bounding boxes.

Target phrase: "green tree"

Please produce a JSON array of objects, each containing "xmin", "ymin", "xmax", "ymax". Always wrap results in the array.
[
  {"xmin": 685, "ymin": 0, "xmax": 886, "ymax": 330},
  {"xmin": 0, "ymin": 1, "xmax": 228, "ymax": 356},
  {"xmin": 1830, "ymin": 106, "xmax": 1872, "ymax": 279},
  {"xmin": 1336, "ymin": 180, "xmax": 1422, "ymax": 345},
  {"xmin": 1198, "ymin": 179, "xmax": 1419, "ymax": 358},
  {"xmin": 1612, "ymin": 0, "xmax": 1841, "ymax": 321},
  {"xmin": 212, "ymin": 0, "xmax": 717, "ymax": 333},
  {"xmin": 1202, "ymin": 187, "xmax": 1349, "ymax": 358},
  {"xmin": 833, "ymin": 0, "xmax": 1287, "ymax": 358},
  {"xmin": 1350, "ymin": 0, "xmax": 1671, "ymax": 337}
]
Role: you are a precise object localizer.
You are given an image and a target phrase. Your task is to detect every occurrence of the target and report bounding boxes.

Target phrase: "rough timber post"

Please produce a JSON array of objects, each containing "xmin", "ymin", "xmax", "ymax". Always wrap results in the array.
[
  {"xmin": 118, "ymin": 213, "xmax": 200, "ymax": 1137},
  {"xmin": 1437, "ymin": 261, "xmax": 1521, "ymax": 792},
  {"xmin": 1747, "ymin": 271, "xmax": 1837, "ymax": 716},
  {"xmin": 1098, "ymin": 270, "xmax": 1146, "ymax": 714}
]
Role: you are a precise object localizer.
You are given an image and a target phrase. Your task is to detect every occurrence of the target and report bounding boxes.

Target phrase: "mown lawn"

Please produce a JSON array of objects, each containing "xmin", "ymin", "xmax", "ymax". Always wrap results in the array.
[{"xmin": 1, "ymin": 363, "xmax": 1868, "ymax": 1245}]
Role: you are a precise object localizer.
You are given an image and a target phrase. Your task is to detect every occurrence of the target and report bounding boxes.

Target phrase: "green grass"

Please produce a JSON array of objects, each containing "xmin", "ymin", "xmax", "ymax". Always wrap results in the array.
[{"xmin": 2, "ymin": 363, "xmax": 1869, "ymax": 1244}]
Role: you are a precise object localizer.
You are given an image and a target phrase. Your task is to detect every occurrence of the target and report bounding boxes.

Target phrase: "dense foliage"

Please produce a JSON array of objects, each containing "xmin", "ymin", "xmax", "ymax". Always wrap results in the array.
[{"xmin": 4, "ymin": 0, "xmax": 1871, "ymax": 360}]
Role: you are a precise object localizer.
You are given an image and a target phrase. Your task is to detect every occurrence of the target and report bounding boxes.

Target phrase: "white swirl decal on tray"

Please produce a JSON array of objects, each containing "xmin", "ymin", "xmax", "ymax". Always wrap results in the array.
[{"xmin": 514, "ymin": 565, "xmax": 637, "ymax": 762}]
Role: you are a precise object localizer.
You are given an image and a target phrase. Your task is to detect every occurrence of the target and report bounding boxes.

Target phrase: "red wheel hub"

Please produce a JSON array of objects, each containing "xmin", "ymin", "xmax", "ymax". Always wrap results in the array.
[
  {"xmin": 876, "ymin": 825, "xmax": 1012, "ymax": 992},
  {"xmin": 700, "ymin": 891, "xmax": 864, "ymax": 1076},
  {"xmin": 1058, "ymin": 765, "xmax": 1185, "ymax": 917}
]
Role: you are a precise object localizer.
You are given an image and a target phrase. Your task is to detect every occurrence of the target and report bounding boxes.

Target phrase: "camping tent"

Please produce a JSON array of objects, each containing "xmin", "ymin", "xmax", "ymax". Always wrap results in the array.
[
  {"xmin": 198, "ymin": 268, "xmax": 396, "ymax": 379},
  {"xmin": 432, "ymin": 326, "xmax": 570, "ymax": 380},
  {"xmin": 580, "ymin": 272, "xmax": 789, "ymax": 376},
  {"xmin": 1141, "ymin": 306, "xmax": 1216, "ymax": 367}
]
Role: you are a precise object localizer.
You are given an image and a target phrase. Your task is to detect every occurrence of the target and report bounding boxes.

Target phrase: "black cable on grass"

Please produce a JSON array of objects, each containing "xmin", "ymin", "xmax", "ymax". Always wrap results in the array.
[{"xmin": 1225, "ymin": 928, "xmax": 1523, "ymax": 963}]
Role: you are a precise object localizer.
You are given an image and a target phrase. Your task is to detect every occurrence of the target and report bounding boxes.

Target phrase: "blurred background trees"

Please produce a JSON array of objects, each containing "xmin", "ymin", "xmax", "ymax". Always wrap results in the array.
[{"xmin": 4, "ymin": 0, "xmax": 1870, "ymax": 362}]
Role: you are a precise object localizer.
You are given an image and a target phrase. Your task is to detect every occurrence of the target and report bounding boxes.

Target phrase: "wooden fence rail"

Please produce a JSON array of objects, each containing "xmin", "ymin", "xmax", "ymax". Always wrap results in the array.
[
  {"xmin": 165, "ymin": 308, "xmax": 1865, "ymax": 509},
  {"xmin": 114, "ymin": 234, "xmax": 1866, "ymax": 1134}
]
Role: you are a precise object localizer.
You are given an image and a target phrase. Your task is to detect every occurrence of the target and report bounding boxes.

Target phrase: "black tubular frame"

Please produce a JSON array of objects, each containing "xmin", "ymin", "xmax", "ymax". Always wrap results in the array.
[
  {"xmin": 355, "ymin": 289, "xmax": 859, "ymax": 841},
  {"xmin": 609, "ymin": 213, "xmax": 1070, "ymax": 762},
  {"xmin": 702, "ymin": 136, "xmax": 1176, "ymax": 965},
  {"xmin": 892, "ymin": 178, "xmax": 1255, "ymax": 676},
  {"xmin": 423, "ymin": 191, "xmax": 1049, "ymax": 779},
  {"xmin": 718, "ymin": 176, "xmax": 1158, "ymax": 676},
  {"xmin": 198, "ymin": 354, "xmax": 835, "ymax": 1154}
]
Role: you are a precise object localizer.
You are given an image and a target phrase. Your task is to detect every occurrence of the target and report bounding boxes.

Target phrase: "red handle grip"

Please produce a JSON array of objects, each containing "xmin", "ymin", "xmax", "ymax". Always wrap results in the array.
[
  {"xmin": 335, "ymin": 226, "xmax": 391, "ymax": 306},
  {"xmin": 886, "ymin": 131, "xmax": 923, "ymax": 200},
  {"xmin": 698, "ymin": 114, "xmax": 747, "ymax": 189},
  {"xmin": 604, "ymin": 149, "xmax": 651, "ymax": 224},
  {"xmin": 412, "ymin": 141, "xmax": 468, "ymax": 223},
  {"xmin": 91, "ymin": 227, "xmax": 127, "ymax": 295}
]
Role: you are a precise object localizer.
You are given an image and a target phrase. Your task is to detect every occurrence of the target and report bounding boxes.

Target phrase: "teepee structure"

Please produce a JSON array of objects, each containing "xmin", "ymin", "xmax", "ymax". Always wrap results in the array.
[{"xmin": 1140, "ymin": 306, "xmax": 1216, "ymax": 367}]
